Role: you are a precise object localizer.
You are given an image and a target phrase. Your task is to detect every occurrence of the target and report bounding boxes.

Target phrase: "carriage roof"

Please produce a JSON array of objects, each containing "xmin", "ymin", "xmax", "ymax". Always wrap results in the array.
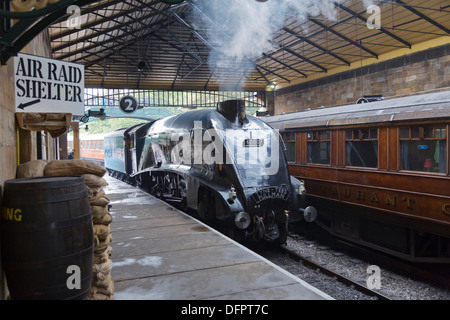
[{"xmin": 264, "ymin": 90, "xmax": 450, "ymax": 131}]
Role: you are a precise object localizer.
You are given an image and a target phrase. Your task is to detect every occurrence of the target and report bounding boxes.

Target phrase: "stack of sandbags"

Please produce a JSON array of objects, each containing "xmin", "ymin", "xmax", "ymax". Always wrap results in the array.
[
  {"xmin": 84, "ymin": 174, "xmax": 114, "ymax": 300},
  {"xmin": 43, "ymin": 160, "xmax": 114, "ymax": 300}
]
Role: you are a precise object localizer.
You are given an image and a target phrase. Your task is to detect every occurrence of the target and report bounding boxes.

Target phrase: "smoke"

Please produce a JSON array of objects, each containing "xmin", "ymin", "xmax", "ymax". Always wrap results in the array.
[{"xmin": 191, "ymin": 0, "xmax": 346, "ymax": 91}]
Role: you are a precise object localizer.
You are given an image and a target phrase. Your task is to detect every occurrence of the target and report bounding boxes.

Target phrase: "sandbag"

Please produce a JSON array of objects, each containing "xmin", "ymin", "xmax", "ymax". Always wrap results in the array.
[
  {"xmin": 83, "ymin": 174, "xmax": 108, "ymax": 189},
  {"xmin": 94, "ymin": 212, "xmax": 113, "ymax": 226},
  {"xmin": 90, "ymin": 196, "xmax": 110, "ymax": 207},
  {"xmin": 16, "ymin": 160, "xmax": 48, "ymax": 178},
  {"xmin": 93, "ymin": 259, "xmax": 113, "ymax": 281},
  {"xmin": 89, "ymin": 292, "xmax": 114, "ymax": 300},
  {"xmin": 94, "ymin": 223, "xmax": 111, "ymax": 238},
  {"xmin": 86, "ymin": 185, "xmax": 104, "ymax": 199},
  {"xmin": 44, "ymin": 159, "xmax": 106, "ymax": 177},
  {"xmin": 92, "ymin": 272, "xmax": 111, "ymax": 288},
  {"xmin": 94, "ymin": 246, "xmax": 113, "ymax": 264},
  {"xmin": 94, "ymin": 224, "xmax": 111, "ymax": 241},
  {"xmin": 91, "ymin": 281, "xmax": 114, "ymax": 296},
  {"xmin": 91, "ymin": 205, "xmax": 108, "ymax": 222},
  {"xmin": 94, "ymin": 233, "xmax": 113, "ymax": 253},
  {"xmin": 89, "ymin": 189, "xmax": 109, "ymax": 202}
]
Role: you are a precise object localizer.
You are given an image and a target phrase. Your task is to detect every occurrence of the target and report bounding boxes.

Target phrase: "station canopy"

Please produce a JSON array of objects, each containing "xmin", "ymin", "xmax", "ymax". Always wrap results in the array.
[{"xmin": 44, "ymin": 0, "xmax": 449, "ymax": 92}]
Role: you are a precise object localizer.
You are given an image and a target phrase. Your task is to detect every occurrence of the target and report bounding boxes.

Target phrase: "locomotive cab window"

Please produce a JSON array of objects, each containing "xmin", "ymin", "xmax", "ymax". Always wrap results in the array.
[
  {"xmin": 400, "ymin": 125, "xmax": 447, "ymax": 173},
  {"xmin": 281, "ymin": 132, "xmax": 296, "ymax": 163},
  {"xmin": 346, "ymin": 129, "xmax": 378, "ymax": 168},
  {"xmin": 307, "ymin": 131, "xmax": 330, "ymax": 165}
]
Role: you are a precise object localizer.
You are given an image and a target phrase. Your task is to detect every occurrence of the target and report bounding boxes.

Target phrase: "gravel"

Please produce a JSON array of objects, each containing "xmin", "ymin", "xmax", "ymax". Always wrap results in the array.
[{"xmin": 260, "ymin": 237, "xmax": 450, "ymax": 300}]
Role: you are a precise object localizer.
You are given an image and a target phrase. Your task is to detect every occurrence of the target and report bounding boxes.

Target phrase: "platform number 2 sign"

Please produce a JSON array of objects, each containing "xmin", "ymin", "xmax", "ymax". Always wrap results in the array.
[{"xmin": 120, "ymin": 95, "xmax": 138, "ymax": 114}]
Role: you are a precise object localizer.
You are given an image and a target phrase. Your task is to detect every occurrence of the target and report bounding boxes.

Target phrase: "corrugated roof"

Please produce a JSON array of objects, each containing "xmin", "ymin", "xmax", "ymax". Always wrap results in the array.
[{"xmin": 45, "ymin": 0, "xmax": 450, "ymax": 91}]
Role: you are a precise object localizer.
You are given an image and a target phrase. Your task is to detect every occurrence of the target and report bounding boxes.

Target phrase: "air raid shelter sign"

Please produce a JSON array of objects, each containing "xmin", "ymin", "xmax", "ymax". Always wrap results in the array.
[{"xmin": 14, "ymin": 53, "xmax": 85, "ymax": 115}]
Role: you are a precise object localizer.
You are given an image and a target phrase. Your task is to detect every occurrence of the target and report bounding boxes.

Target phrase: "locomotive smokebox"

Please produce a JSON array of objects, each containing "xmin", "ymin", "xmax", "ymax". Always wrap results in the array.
[{"xmin": 217, "ymin": 100, "xmax": 247, "ymax": 125}]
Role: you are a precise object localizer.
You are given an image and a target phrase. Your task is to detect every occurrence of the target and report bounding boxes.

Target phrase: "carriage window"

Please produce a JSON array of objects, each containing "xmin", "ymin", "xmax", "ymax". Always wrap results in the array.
[
  {"xmin": 346, "ymin": 129, "xmax": 378, "ymax": 168},
  {"xmin": 400, "ymin": 126, "xmax": 447, "ymax": 173},
  {"xmin": 281, "ymin": 132, "xmax": 296, "ymax": 162},
  {"xmin": 307, "ymin": 131, "xmax": 330, "ymax": 165}
]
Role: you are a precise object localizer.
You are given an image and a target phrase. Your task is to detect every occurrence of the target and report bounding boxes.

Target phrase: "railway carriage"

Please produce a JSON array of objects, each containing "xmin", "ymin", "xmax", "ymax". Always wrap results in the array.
[
  {"xmin": 264, "ymin": 90, "xmax": 450, "ymax": 263},
  {"xmin": 104, "ymin": 122, "xmax": 154, "ymax": 183},
  {"xmin": 68, "ymin": 134, "xmax": 105, "ymax": 166}
]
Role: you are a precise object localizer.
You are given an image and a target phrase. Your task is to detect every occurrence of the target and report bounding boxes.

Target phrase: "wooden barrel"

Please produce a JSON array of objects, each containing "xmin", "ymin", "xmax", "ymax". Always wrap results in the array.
[{"xmin": 0, "ymin": 176, "xmax": 93, "ymax": 300}]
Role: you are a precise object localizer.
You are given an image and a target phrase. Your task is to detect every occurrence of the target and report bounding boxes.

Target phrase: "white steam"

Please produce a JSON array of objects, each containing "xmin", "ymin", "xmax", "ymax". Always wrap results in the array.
[{"xmin": 191, "ymin": 0, "xmax": 346, "ymax": 90}]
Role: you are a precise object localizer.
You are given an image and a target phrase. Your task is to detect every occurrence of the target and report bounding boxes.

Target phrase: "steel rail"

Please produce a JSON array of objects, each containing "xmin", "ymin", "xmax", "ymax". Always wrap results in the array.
[{"xmin": 279, "ymin": 245, "xmax": 392, "ymax": 300}]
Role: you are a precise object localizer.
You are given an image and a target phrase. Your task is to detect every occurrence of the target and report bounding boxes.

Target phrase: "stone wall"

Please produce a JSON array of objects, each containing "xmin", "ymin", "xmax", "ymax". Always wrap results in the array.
[
  {"xmin": 274, "ymin": 44, "xmax": 450, "ymax": 114},
  {"xmin": 0, "ymin": 29, "xmax": 53, "ymax": 300}
]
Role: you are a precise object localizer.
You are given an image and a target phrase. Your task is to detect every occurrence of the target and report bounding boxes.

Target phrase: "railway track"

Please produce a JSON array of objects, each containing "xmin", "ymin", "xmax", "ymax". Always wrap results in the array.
[
  {"xmin": 255, "ymin": 234, "xmax": 450, "ymax": 300},
  {"xmin": 278, "ymin": 244, "xmax": 391, "ymax": 300}
]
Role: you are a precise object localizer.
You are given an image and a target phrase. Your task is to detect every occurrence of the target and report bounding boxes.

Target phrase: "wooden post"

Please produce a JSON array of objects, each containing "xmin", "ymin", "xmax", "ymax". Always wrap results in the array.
[
  {"xmin": 18, "ymin": 127, "xmax": 33, "ymax": 164},
  {"xmin": 59, "ymin": 133, "xmax": 68, "ymax": 160},
  {"xmin": 266, "ymin": 89, "xmax": 275, "ymax": 116},
  {"xmin": 71, "ymin": 122, "xmax": 80, "ymax": 159}
]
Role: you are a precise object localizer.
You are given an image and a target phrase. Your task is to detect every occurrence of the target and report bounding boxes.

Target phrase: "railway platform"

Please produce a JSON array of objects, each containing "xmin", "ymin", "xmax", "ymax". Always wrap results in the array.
[{"xmin": 104, "ymin": 175, "xmax": 332, "ymax": 300}]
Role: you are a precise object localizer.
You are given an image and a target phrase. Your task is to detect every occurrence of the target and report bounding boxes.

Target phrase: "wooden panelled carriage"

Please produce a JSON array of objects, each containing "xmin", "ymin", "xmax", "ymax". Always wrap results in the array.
[
  {"xmin": 68, "ymin": 134, "xmax": 105, "ymax": 166},
  {"xmin": 264, "ymin": 91, "xmax": 450, "ymax": 263}
]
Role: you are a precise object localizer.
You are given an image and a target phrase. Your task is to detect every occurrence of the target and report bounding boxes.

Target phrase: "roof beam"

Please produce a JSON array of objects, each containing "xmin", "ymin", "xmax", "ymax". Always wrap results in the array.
[
  {"xmin": 83, "ymin": 27, "xmax": 160, "ymax": 68},
  {"xmin": 51, "ymin": 0, "xmax": 156, "ymax": 40},
  {"xmin": 282, "ymin": 46, "xmax": 327, "ymax": 73},
  {"xmin": 336, "ymin": 3, "xmax": 411, "ymax": 48},
  {"xmin": 165, "ymin": 29, "xmax": 204, "ymax": 63},
  {"xmin": 52, "ymin": 6, "xmax": 164, "ymax": 52},
  {"xmin": 203, "ymin": 67, "xmax": 215, "ymax": 90},
  {"xmin": 393, "ymin": 0, "xmax": 449, "ymax": 34},
  {"xmin": 254, "ymin": 66, "xmax": 272, "ymax": 85},
  {"xmin": 282, "ymin": 27, "xmax": 350, "ymax": 66},
  {"xmin": 256, "ymin": 64, "xmax": 291, "ymax": 83},
  {"xmin": 153, "ymin": 31, "xmax": 203, "ymax": 63},
  {"xmin": 55, "ymin": 16, "xmax": 166, "ymax": 60},
  {"xmin": 309, "ymin": 18, "xmax": 378, "ymax": 59},
  {"xmin": 170, "ymin": 11, "xmax": 214, "ymax": 51},
  {"xmin": 262, "ymin": 53, "xmax": 307, "ymax": 78}
]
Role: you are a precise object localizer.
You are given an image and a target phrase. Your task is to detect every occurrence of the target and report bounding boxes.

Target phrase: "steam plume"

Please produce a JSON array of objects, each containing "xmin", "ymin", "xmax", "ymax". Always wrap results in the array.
[{"xmin": 191, "ymin": 0, "xmax": 345, "ymax": 90}]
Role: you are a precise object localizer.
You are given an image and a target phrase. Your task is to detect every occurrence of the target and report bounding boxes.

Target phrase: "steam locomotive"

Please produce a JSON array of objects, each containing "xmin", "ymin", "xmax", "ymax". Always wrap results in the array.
[{"xmin": 105, "ymin": 100, "xmax": 314, "ymax": 244}]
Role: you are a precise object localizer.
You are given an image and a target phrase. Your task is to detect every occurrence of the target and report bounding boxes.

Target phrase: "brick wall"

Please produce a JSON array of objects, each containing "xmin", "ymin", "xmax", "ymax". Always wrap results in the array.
[{"xmin": 274, "ymin": 44, "xmax": 450, "ymax": 114}]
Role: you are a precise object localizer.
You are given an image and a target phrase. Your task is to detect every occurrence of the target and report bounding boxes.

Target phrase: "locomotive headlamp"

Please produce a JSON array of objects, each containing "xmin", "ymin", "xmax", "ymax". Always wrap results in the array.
[
  {"xmin": 235, "ymin": 212, "xmax": 251, "ymax": 229},
  {"xmin": 298, "ymin": 180, "xmax": 306, "ymax": 195}
]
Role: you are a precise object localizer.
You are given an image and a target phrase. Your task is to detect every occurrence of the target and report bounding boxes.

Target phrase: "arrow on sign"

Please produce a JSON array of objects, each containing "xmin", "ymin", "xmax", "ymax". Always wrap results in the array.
[{"xmin": 18, "ymin": 99, "xmax": 41, "ymax": 110}]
